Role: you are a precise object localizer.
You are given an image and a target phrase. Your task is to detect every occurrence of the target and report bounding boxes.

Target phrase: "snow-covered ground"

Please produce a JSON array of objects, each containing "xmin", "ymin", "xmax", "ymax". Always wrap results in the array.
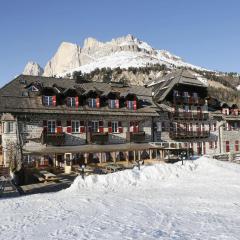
[{"xmin": 0, "ymin": 157, "xmax": 240, "ymax": 240}]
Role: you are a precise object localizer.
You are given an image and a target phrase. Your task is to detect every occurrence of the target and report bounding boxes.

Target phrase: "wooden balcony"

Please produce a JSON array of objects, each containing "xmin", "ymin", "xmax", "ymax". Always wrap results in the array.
[
  {"xmin": 170, "ymin": 112, "xmax": 209, "ymax": 121},
  {"xmin": 173, "ymin": 97, "xmax": 206, "ymax": 105},
  {"xmin": 169, "ymin": 130, "xmax": 210, "ymax": 140},
  {"xmin": 87, "ymin": 132, "xmax": 109, "ymax": 144},
  {"xmin": 126, "ymin": 131, "xmax": 146, "ymax": 143},
  {"xmin": 41, "ymin": 132, "xmax": 65, "ymax": 146}
]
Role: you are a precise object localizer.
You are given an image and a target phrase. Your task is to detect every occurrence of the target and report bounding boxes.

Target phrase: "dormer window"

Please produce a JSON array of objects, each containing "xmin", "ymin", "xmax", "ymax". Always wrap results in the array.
[
  {"xmin": 173, "ymin": 90, "xmax": 179, "ymax": 97},
  {"xmin": 28, "ymin": 85, "xmax": 39, "ymax": 92},
  {"xmin": 222, "ymin": 108, "xmax": 229, "ymax": 115},
  {"xmin": 88, "ymin": 98, "xmax": 100, "ymax": 108},
  {"xmin": 127, "ymin": 100, "xmax": 137, "ymax": 110},
  {"xmin": 43, "ymin": 96, "xmax": 56, "ymax": 106},
  {"xmin": 67, "ymin": 97, "xmax": 79, "ymax": 107},
  {"xmin": 193, "ymin": 92, "xmax": 198, "ymax": 99},
  {"xmin": 109, "ymin": 99, "xmax": 119, "ymax": 109}
]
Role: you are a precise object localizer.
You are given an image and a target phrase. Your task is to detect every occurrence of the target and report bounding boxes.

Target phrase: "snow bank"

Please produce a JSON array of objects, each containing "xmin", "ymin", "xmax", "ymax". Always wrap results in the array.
[{"xmin": 67, "ymin": 157, "xmax": 232, "ymax": 193}]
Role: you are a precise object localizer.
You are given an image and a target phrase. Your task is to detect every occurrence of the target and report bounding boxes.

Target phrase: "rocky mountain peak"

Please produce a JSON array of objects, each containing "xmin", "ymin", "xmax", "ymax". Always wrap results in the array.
[{"xmin": 23, "ymin": 61, "xmax": 43, "ymax": 76}]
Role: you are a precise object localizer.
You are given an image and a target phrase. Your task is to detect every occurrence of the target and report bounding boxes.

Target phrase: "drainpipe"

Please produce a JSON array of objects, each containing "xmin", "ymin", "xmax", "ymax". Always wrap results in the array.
[{"xmin": 218, "ymin": 123, "xmax": 224, "ymax": 154}]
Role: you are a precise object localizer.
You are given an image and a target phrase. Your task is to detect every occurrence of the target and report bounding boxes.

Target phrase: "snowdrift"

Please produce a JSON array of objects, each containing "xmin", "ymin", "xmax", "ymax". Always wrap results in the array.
[{"xmin": 67, "ymin": 156, "xmax": 240, "ymax": 193}]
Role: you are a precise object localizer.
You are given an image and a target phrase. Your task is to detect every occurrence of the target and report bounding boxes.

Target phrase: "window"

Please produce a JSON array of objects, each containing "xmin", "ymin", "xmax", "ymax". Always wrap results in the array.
[
  {"xmin": 127, "ymin": 100, "xmax": 137, "ymax": 110},
  {"xmin": 209, "ymin": 141, "xmax": 213, "ymax": 149},
  {"xmin": 111, "ymin": 121, "xmax": 119, "ymax": 133},
  {"xmin": 4, "ymin": 122, "xmax": 14, "ymax": 133},
  {"xmin": 89, "ymin": 98, "xmax": 100, "ymax": 108},
  {"xmin": 213, "ymin": 123, "xmax": 217, "ymax": 131},
  {"xmin": 183, "ymin": 92, "xmax": 189, "ymax": 97},
  {"xmin": 47, "ymin": 120, "xmax": 56, "ymax": 133},
  {"xmin": 226, "ymin": 141, "xmax": 230, "ymax": 152},
  {"xmin": 193, "ymin": 92, "xmax": 198, "ymax": 98},
  {"xmin": 214, "ymin": 141, "xmax": 218, "ymax": 149},
  {"xmin": 71, "ymin": 120, "xmax": 80, "ymax": 133},
  {"xmin": 222, "ymin": 108, "xmax": 229, "ymax": 115},
  {"xmin": 173, "ymin": 90, "xmax": 179, "ymax": 97},
  {"xmin": 28, "ymin": 85, "xmax": 39, "ymax": 92},
  {"xmin": 91, "ymin": 121, "xmax": 99, "ymax": 133},
  {"xmin": 109, "ymin": 99, "xmax": 119, "ymax": 109},
  {"xmin": 43, "ymin": 96, "xmax": 56, "ymax": 106},
  {"xmin": 129, "ymin": 121, "xmax": 139, "ymax": 133},
  {"xmin": 67, "ymin": 97, "xmax": 78, "ymax": 107},
  {"xmin": 235, "ymin": 140, "xmax": 239, "ymax": 152}
]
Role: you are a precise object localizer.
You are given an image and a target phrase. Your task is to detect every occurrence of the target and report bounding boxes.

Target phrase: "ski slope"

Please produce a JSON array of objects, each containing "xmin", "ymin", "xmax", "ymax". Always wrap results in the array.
[{"xmin": 0, "ymin": 157, "xmax": 240, "ymax": 240}]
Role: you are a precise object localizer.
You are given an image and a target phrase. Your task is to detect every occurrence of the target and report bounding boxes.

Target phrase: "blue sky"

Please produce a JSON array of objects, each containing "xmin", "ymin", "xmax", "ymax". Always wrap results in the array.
[{"xmin": 0, "ymin": 0, "xmax": 240, "ymax": 86}]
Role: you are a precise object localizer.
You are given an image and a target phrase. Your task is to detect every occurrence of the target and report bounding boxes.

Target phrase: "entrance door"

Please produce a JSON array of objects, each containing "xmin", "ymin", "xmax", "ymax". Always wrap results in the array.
[{"xmin": 197, "ymin": 142, "xmax": 202, "ymax": 155}]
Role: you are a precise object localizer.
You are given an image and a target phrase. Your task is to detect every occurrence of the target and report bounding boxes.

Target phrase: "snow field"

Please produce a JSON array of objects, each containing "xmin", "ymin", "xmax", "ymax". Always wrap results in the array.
[{"xmin": 0, "ymin": 157, "xmax": 240, "ymax": 240}]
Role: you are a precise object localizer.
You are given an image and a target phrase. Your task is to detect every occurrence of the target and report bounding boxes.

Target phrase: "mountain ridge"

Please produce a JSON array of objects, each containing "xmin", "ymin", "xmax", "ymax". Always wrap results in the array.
[{"xmin": 23, "ymin": 34, "xmax": 207, "ymax": 78}]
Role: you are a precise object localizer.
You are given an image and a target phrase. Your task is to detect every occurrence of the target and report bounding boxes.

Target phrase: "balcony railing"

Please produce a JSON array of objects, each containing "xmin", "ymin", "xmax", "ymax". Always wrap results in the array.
[
  {"xmin": 87, "ymin": 132, "xmax": 109, "ymax": 144},
  {"xmin": 170, "ymin": 112, "xmax": 209, "ymax": 120},
  {"xmin": 173, "ymin": 96, "xmax": 206, "ymax": 105},
  {"xmin": 41, "ymin": 132, "xmax": 65, "ymax": 146},
  {"xmin": 169, "ymin": 130, "xmax": 210, "ymax": 139},
  {"xmin": 126, "ymin": 131, "xmax": 146, "ymax": 143}
]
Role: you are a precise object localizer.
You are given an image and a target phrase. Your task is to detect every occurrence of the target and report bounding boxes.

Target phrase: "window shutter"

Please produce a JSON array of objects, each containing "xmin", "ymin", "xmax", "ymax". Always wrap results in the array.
[
  {"xmin": 108, "ymin": 121, "xmax": 112, "ymax": 133},
  {"xmin": 75, "ymin": 97, "xmax": 79, "ymax": 108},
  {"xmin": 133, "ymin": 100, "xmax": 137, "ymax": 110},
  {"xmin": 43, "ymin": 120, "xmax": 47, "ymax": 132},
  {"xmin": 115, "ymin": 99, "xmax": 119, "ymax": 108},
  {"xmin": 52, "ymin": 96, "xmax": 56, "ymax": 106},
  {"xmin": 56, "ymin": 120, "xmax": 62, "ymax": 133},
  {"xmin": 66, "ymin": 120, "xmax": 72, "ymax": 133},
  {"xmin": 96, "ymin": 98, "xmax": 100, "ymax": 108},
  {"xmin": 118, "ymin": 121, "xmax": 123, "ymax": 133},
  {"xmin": 126, "ymin": 101, "xmax": 129, "ymax": 109},
  {"xmin": 99, "ymin": 120, "xmax": 104, "ymax": 133},
  {"xmin": 80, "ymin": 121, "xmax": 85, "ymax": 133}
]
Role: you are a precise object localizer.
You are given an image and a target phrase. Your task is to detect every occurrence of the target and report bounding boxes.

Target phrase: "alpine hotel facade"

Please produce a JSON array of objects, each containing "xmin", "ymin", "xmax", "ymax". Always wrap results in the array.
[{"xmin": 0, "ymin": 69, "xmax": 240, "ymax": 169}]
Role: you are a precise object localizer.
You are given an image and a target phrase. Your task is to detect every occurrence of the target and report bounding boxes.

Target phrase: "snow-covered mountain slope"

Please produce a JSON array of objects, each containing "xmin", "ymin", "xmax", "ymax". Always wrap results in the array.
[
  {"xmin": 1, "ymin": 157, "xmax": 240, "ymax": 240},
  {"xmin": 23, "ymin": 61, "xmax": 43, "ymax": 76},
  {"xmin": 23, "ymin": 34, "xmax": 207, "ymax": 78}
]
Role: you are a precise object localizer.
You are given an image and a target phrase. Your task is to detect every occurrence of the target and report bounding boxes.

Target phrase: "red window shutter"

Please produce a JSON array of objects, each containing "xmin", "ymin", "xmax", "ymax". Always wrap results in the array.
[
  {"xmin": 118, "ymin": 121, "xmax": 123, "ymax": 133},
  {"xmin": 96, "ymin": 98, "xmax": 100, "ymax": 108},
  {"xmin": 133, "ymin": 100, "xmax": 137, "ymax": 110},
  {"xmin": 43, "ymin": 120, "xmax": 47, "ymax": 132},
  {"xmin": 99, "ymin": 121, "xmax": 104, "ymax": 133},
  {"xmin": 56, "ymin": 120, "xmax": 62, "ymax": 133},
  {"xmin": 126, "ymin": 101, "xmax": 129, "ymax": 108},
  {"xmin": 115, "ymin": 99, "xmax": 119, "ymax": 108},
  {"xmin": 108, "ymin": 121, "xmax": 112, "ymax": 133},
  {"xmin": 66, "ymin": 120, "xmax": 72, "ymax": 133},
  {"xmin": 226, "ymin": 141, "xmax": 230, "ymax": 152},
  {"xmin": 75, "ymin": 97, "xmax": 79, "ymax": 107},
  {"xmin": 52, "ymin": 96, "xmax": 56, "ymax": 106},
  {"xmin": 80, "ymin": 121, "xmax": 85, "ymax": 133}
]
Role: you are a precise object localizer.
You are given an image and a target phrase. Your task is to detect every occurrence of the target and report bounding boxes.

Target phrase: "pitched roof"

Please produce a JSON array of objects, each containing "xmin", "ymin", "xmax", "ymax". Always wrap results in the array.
[
  {"xmin": 0, "ymin": 75, "xmax": 158, "ymax": 117},
  {"xmin": 151, "ymin": 69, "xmax": 207, "ymax": 102}
]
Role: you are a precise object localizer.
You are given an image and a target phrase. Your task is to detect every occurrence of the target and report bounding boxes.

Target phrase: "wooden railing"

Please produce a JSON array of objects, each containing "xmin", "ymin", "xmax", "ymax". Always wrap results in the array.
[
  {"xmin": 173, "ymin": 97, "xmax": 206, "ymax": 105},
  {"xmin": 170, "ymin": 112, "xmax": 209, "ymax": 121},
  {"xmin": 87, "ymin": 132, "xmax": 109, "ymax": 144},
  {"xmin": 169, "ymin": 130, "xmax": 210, "ymax": 139},
  {"xmin": 126, "ymin": 131, "xmax": 146, "ymax": 143},
  {"xmin": 41, "ymin": 132, "xmax": 65, "ymax": 146}
]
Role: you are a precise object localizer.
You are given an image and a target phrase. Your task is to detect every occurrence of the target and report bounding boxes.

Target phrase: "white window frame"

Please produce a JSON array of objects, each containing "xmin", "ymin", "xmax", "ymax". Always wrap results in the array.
[
  {"xmin": 127, "ymin": 101, "xmax": 134, "ymax": 110},
  {"xmin": 47, "ymin": 120, "xmax": 56, "ymax": 133},
  {"xmin": 91, "ymin": 121, "xmax": 99, "ymax": 133},
  {"xmin": 111, "ymin": 121, "xmax": 119, "ymax": 133},
  {"xmin": 71, "ymin": 120, "xmax": 80, "ymax": 133},
  {"xmin": 43, "ymin": 96, "xmax": 53, "ymax": 106},
  {"xmin": 109, "ymin": 99, "xmax": 116, "ymax": 109},
  {"xmin": 5, "ymin": 122, "xmax": 14, "ymax": 133},
  {"xmin": 89, "ymin": 98, "xmax": 97, "ymax": 108},
  {"xmin": 67, "ymin": 97, "xmax": 76, "ymax": 107}
]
